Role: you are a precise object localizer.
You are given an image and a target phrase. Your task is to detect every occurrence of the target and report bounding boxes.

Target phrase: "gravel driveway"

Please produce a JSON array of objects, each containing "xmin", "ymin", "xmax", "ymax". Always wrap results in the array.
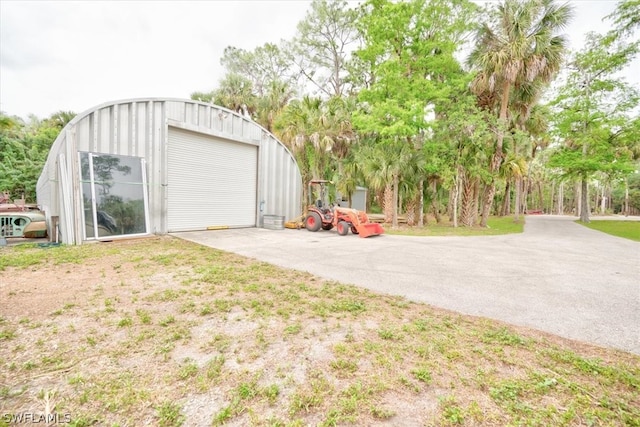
[{"xmin": 175, "ymin": 215, "xmax": 640, "ymax": 354}]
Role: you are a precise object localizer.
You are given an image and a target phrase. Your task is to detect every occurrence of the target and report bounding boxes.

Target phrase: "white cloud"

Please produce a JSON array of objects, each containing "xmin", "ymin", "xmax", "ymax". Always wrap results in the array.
[{"xmin": 0, "ymin": 0, "xmax": 637, "ymax": 120}]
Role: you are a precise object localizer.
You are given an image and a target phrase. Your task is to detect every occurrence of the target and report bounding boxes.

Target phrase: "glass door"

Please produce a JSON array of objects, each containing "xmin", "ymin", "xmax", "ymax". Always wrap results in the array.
[{"xmin": 80, "ymin": 153, "xmax": 150, "ymax": 240}]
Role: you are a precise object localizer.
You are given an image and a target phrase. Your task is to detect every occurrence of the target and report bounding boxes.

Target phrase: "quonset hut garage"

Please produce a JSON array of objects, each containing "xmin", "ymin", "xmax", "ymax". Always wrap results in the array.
[{"xmin": 36, "ymin": 98, "xmax": 302, "ymax": 244}]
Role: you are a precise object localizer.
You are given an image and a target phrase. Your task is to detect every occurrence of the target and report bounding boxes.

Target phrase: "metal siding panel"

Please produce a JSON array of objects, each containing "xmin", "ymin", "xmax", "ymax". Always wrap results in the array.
[
  {"xmin": 66, "ymin": 127, "xmax": 84, "ymax": 245},
  {"xmin": 57, "ymin": 154, "xmax": 74, "ymax": 244},
  {"xmin": 198, "ymin": 104, "xmax": 209, "ymax": 128},
  {"xmin": 99, "ymin": 108, "xmax": 110, "ymax": 154},
  {"xmin": 111, "ymin": 105, "xmax": 118, "ymax": 154},
  {"xmin": 233, "ymin": 115, "xmax": 242, "ymax": 138},
  {"xmin": 130, "ymin": 103, "xmax": 138, "ymax": 157},
  {"xmin": 36, "ymin": 158, "xmax": 53, "ymax": 215},
  {"xmin": 212, "ymin": 107, "xmax": 224, "ymax": 132},
  {"xmin": 142, "ymin": 101, "xmax": 159, "ymax": 234},
  {"xmin": 183, "ymin": 103, "xmax": 191, "ymax": 125},
  {"xmin": 258, "ymin": 134, "xmax": 302, "ymax": 222},
  {"xmin": 91, "ymin": 112, "xmax": 99, "ymax": 152},
  {"xmin": 167, "ymin": 128, "xmax": 257, "ymax": 232},
  {"xmin": 222, "ymin": 113, "xmax": 233, "ymax": 135},
  {"xmin": 166, "ymin": 101, "xmax": 184, "ymax": 121},
  {"xmin": 154, "ymin": 101, "xmax": 167, "ymax": 234},
  {"xmin": 118, "ymin": 104, "xmax": 130, "ymax": 155},
  {"xmin": 136, "ymin": 102, "xmax": 148, "ymax": 156},
  {"xmin": 249, "ymin": 120, "xmax": 261, "ymax": 141},
  {"xmin": 262, "ymin": 141, "xmax": 271, "ymax": 213},
  {"xmin": 272, "ymin": 145, "xmax": 281, "ymax": 213},
  {"xmin": 75, "ymin": 118, "xmax": 91, "ymax": 152}
]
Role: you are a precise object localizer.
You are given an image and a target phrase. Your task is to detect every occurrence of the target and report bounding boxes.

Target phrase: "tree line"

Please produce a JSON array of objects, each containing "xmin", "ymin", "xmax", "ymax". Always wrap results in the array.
[
  {"xmin": 192, "ymin": 0, "xmax": 640, "ymax": 225},
  {"xmin": 0, "ymin": 112, "xmax": 75, "ymax": 203},
  {"xmin": 2, "ymin": 0, "xmax": 639, "ymax": 225}
]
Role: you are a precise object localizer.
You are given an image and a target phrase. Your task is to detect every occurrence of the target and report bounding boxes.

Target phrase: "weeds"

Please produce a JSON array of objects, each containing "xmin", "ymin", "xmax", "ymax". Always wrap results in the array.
[
  {"xmin": 156, "ymin": 401, "xmax": 185, "ymax": 427},
  {"xmin": 411, "ymin": 367, "xmax": 432, "ymax": 384},
  {"xmin": 136, "ymin": 309, "xmax": 152, "ymax": 324},
  {"xmin": 177, "ymin": 359, "xmax": 199, "ymax": 380},
  {"xmin": 0, "ymin": 327, "xmax": 16, "ymax": 340}
]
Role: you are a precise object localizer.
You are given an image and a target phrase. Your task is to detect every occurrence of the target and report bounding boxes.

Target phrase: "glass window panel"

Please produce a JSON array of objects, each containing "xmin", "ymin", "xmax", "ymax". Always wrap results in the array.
[
  {"xmin": 81, "ymin": 181, "xmax": 95, "ymax": 239},
  {"xmin": 79, "ymin": 152, "xmax": 148, "ymax": 239},
  {"xmin": 95, "ymin": 182, "xmax": 146, "ymax": 237},
  {"xmin": 80, "ymin": 153, "xmax": 91, "ymax": 181},
  {"xmin": 80, "ymin": 153, "xmax": 95, "ymax": 239}
]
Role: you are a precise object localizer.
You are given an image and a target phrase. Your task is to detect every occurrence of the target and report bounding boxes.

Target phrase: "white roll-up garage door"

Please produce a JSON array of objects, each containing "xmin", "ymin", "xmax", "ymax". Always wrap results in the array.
[{"xmin": 167, "ymin": 128, "xmax": 258, "ymax": 232}]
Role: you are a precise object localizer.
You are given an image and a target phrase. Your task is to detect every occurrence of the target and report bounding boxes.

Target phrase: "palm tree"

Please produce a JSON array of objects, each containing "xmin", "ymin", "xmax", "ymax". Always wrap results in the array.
[
  {"xmin": 498, "ymin": 151, "xmax": 528, "ymax": 217},
  {"xmin": 355, "ymin": 142, "xmax": 394, "ymax": 223},
  {"xmin": 356, "ymin": 140, "xmax": 415, "ymax": 228},
  {"xmin": 211, "ymin": 74, "xmax": 257, "ymax": 117},
  {"xmin": 468, "ymin": 0, "xmax": 572, "ymax": 226},
  {"xmin": 275, "ymin": 96, "xmax": 357, "ymax": 208},
  {"xmin": 255, "ymin": 80, "xmax": 296, "ymax": 133},
  {"xmin": 275, "ymin": 97, "xmax": 325, "ymax": 191},
  {"xmin": 45, "ymin": 111, "xmax": 76, "ymax": 129},
  {"xmin": 459, "ymin": 169, "xmax": 481, "ymax": 227}
]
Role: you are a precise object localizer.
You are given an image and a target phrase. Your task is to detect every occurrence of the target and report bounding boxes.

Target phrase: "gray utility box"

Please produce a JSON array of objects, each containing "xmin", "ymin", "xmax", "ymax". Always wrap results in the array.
[{"xmin": 263, "ymin": 215, "xmax": 285, "ymax": 230}]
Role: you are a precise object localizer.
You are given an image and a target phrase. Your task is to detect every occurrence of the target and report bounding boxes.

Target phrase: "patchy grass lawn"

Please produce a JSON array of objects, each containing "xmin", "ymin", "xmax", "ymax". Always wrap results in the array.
[
  {"xmin": 578, "ymin": 220, "xmax": 640, "ymax": 242},
  {"xmin": 1, "ymin": 237, "xmax": 638, "ymax": 426},
  {"xmin": 385, "ymin": 216, "xmax": 525, "ymax": 237}
]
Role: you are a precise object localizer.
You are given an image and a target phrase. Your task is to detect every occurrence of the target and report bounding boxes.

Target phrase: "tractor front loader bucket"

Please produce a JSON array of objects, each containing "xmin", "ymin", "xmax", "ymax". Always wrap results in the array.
[
  {"xmin": 334, "ymin": 207, "xmax": 384, "ymax": 238},
  {"xmin": 354, "ymin": 222, "xmax": 384, "ymax": 238}
]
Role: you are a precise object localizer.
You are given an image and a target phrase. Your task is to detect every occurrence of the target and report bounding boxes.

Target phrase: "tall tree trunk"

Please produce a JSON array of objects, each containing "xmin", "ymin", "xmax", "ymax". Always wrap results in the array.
[
  {"xmin": 406, "ymin": 196, "xmax": 417, "ymax": 226},
  {"xmin": 448, "ymin": 186, "xmax": 456, "ymax": 224},
  {"xmin": 473, "ymin": 179, "xmax": 481, "ymax": 224},
  {"xmin": 481, "ymin": 81, "xmax": 511, "ymax": 227},
  {"xmin": 383, "ymin": 184, "xmax": 393, "ymax": 224},
  {"xmin": 558, "ymin": 182, "xmax": 564, "ymax": 215},
  {"xmin": 502, "ymin": 180, "xmax": 511, "ymax": 216},
  {"xmin": 624, "ymin": 178, "xmax": 629, "ymax": 216},
  {"xmin": 392, "ymin": 173, "xmax": 399, "ymax": 229},
  {"xmin": 580, "ymin": 176, "xmax": 590, "ymax": 223},
  {"xmin": 431, "ymin": 180, "xmax": 441, "ymax": 224},
  {"xmin": 538, "ymin": 181, "xmax": 544, "ymax": 213},
  {"xmin": 514, "ymin": 177, "xmax": 521, "ymax": 220},
  {"xmin": 451, "ymin": 168, "xmax": 461, "ymax": 228},
  {"xmin": 522, "ymin": 177, "xmax": 530, "ymax": 215},
  {"xmin": 479, "ymin": 156, "xmax": 500, "ymax": 227},
  {"xmin": 418, "ymin": 179, "xmax": 425, "ymax": 227},
  {"xmin": 575, "ymin": 182, "xmax": 581, "ymax": 217},
  {"xmin": 461, "ymin": 173, "xmax": 479, "ymax": 227}
]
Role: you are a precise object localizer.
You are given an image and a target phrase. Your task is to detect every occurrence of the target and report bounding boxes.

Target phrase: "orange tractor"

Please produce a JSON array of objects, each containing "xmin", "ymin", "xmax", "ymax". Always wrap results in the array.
[{"xmin": 304, "ymin": 180, "xmax": 384, "ymax": 238}]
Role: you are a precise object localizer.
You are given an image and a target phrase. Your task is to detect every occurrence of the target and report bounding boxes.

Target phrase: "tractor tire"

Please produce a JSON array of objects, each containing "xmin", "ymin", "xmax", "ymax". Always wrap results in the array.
[
  {"xmin": 351, "ymin": 226, "xmax": 359, "ymax": 235},
  {"xmin": 337, "ymin": 221, "xmax": 350, "ymax": 236},
  {"xmin": 322, "ymin": 223, "xmax": 334, "ymax": 231},
  {"xmin": 305, "ymin": 212, "xmax": 322, "ymax": 232}
]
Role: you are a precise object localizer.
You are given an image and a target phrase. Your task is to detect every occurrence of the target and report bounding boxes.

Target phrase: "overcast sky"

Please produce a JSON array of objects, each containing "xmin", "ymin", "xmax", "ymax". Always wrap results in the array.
[{"xmin": 0, "ymin": 0, "xmax": 636, "ymax": 121}]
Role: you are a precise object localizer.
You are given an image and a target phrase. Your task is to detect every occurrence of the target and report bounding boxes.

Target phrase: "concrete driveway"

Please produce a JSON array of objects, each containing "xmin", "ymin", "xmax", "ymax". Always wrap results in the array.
[{"xmin": 174, "ymin": 215, "xmax": 640, "ymax": 355}]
